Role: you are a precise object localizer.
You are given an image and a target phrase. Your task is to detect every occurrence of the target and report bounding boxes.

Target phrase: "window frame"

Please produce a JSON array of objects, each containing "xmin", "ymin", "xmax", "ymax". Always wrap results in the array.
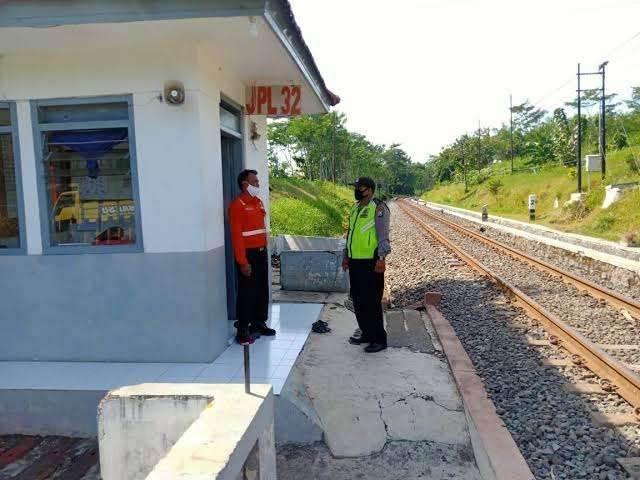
[
  {"xmin": 0, "ymin": 101, "xmax": 27, "ymax": 255},
  {"xmin": 31, "ymin": 95, "xmax": 144, "ymax": 255},
  {"xmin": 219, "ymin": 97, "xmax": 243, "ymax": 140}
]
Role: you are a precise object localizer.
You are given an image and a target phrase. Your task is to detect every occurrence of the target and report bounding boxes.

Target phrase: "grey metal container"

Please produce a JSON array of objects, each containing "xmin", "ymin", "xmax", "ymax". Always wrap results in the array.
[{"xmin": 277, "ymin": 235, "xmax": 349, "ymax": 292}]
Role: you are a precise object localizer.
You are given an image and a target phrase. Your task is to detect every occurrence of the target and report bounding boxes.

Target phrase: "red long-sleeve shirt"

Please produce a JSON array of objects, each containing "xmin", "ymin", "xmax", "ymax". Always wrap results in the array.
[{"xmin": 228, "ymin": 192, "xmax": 268, "ymax": 265}]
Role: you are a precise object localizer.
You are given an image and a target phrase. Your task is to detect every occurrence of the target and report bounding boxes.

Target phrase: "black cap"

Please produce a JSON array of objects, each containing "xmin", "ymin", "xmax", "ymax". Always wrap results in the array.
[{"xmin": 349, "ymin": 176, "xmax": 376, "ymax": 191}]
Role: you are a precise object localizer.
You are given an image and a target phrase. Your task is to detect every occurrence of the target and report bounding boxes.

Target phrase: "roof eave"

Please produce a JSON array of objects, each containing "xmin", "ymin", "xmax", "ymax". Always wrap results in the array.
[
  {"xmin": 0, "ymin": 0, "xmax": 339, "ymax": 109},
  {"xmin": 264, "ymin": 0, "xmax": 339, "ymax": 111}
]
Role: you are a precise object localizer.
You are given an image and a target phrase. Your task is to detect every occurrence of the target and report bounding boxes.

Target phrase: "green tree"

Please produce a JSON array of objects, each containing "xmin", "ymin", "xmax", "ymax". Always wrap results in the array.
[
  {"xmin": 550, "ymin": 108, "xmax": 574, "ymax": 165},
  {"xmin": 626, "ymin": 87, "xmax": 640, "ymax": 112},
  {"xmin": 382, "ymin": 145, "xmax": 414, "ymax": 195},
  {"xmin": 511, "ymin": 101, "xmax": 546, "ymax": 133}
]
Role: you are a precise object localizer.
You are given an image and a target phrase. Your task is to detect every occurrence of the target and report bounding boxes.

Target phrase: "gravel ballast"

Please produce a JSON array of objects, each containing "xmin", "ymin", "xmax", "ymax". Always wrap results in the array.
[
  {"xmin": 387, "ymin": 202, "xmax": 639, "ymax": 480},
  {"xmin": 427, "ymin": 205, "xmax": 640, "ymax": 301},
  {"xmin": 405, "ymin": 203, "xmax": 640, "ymax": 366}
]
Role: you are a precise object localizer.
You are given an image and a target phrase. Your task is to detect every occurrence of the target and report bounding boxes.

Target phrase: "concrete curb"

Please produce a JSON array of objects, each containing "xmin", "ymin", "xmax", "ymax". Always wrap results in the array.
[
  {"xmin": 422, "ymin": 201, "xmax": 640, "ymax": 272},
  {"xmin": 425, "ymin": 304, "xmax": 535, "ymax": 480}
]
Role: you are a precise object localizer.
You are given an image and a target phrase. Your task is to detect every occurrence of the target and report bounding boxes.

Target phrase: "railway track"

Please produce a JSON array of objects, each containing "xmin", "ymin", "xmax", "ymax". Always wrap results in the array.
[{"xmin": 398, "ymin": 198, "xmax": 640, "ymax": 412}]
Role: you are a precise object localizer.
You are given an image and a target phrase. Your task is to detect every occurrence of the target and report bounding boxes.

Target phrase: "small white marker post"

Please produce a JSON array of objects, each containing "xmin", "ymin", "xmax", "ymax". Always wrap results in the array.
[{"xmin": 528, "ymin": 194, "xmax": 537, "ymax": 221}]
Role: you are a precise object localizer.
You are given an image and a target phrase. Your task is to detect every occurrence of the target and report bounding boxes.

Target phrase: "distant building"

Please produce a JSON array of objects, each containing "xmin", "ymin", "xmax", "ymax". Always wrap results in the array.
[{"xmin": 0, "ymin": 0, "xmax": 338, "ymax": 363}]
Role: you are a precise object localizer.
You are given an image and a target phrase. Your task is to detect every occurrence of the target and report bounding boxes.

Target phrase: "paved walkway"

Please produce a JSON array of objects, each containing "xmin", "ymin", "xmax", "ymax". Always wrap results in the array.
[{"xmin": 276, "ymin": 301, "xmax": 482, "ymax": 479}]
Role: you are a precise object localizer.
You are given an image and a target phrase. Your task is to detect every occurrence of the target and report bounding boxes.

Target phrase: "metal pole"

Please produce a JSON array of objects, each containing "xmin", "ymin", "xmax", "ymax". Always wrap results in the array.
[
  {"xmin": 577, "ymin": 63, "xmax": 582, "ymax": 194},
  {"xmin": 510, "ymin": 94, "xmax": 514, "ymax": 173},
  {"xmin": 599, "ymin": 62, "xmax": 607, "ymax": 179},
  {"xmin": 243, "ymin": 344, "xmax": 250, "ymax": 393},
  {"xmin": 477, "ymin": 120, "xmax": 481, "ymax": 172},
  {"xmin": 332, "ymin": 113, "xmax": 336, "ymax": 183},
  {"xmin": 463, "ymin": 155, "xmax": 467, "ymax": 191}
]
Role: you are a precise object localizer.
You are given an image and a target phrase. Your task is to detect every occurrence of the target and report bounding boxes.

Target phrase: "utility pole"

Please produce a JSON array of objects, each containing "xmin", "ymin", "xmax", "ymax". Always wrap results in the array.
[
  {"xmin": 599, "ymin": 61, "xmax": 608, "ymax": 179},
  {"xmin": 462, "ymin": 155, "xmax": 468, "ymax": 192},
  {"xmin": 576, "ymin": 63, "xmax": 582, "ymax": 193},
  {"xmin": 331, "ymin": 113, "xmax": 336, "ymax": 183},
  {"xmin": 510, "ymin": 94, "xmax": 514, "ymax": 173},
  {"xmin": 575, "ymin": 61, "xmax": 608, "ymax": 191},
  {"xmin": 477, "ymin": 120, "xmax": 482, "ymax": 172}
]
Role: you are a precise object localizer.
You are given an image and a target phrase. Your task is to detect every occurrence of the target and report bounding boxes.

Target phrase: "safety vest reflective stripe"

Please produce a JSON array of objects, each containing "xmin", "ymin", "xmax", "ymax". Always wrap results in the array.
[
  {"xmin": 359, "ymin": 220, "xmax": 375, "ymax": 233},
  {"xmin": 242, "ymin": 228, "xmax": 267, "ymax": 237}
]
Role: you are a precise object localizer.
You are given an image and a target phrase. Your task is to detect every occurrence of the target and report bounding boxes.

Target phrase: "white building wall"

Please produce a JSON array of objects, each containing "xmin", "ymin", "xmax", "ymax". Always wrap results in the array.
[
  {"xmin": 195, "ymin": 45, "xmax": 270, "ymax": 250},
  {"xmin": 0, "ymin": 42, "xmax": 274, "ymax": 255},
  {"xmin": 243, "ymin": 115, "xmax": 270, "ymax": 222},
  {"xmin": 133, "ymin": 87, "xmax": 206, "ymax": 253}
]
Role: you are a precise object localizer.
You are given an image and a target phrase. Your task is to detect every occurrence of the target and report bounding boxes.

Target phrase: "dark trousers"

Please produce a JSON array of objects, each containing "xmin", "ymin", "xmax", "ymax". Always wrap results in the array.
[
  {"xmin": 348, "ymin": 258, "xmax": 387, "ymax": 345},
  {"xmin": 236, "ymin": 247, "xmax": 269, "ymax": 331}
]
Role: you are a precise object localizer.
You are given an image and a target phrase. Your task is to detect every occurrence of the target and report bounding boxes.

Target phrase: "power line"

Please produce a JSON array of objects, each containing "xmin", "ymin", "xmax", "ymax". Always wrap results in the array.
[
  {"xmin": 603, "ymin": 29, "xmax": 640, "ymax": 60},
  {"xmin": 520, "ymin": 29, "xmax": 640, "ymax": 114}
]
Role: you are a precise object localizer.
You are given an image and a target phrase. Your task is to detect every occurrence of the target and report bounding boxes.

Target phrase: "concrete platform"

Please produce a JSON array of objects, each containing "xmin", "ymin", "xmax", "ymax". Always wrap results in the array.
[
  {"xmin": 274, "ymin": 293, "xmax": 537, "ymax": 480},
  {"xmin": 422, "ymin": 200, "xmax": 640, "ymax": 273},
  {"xmin": 0, "ymin": 302, "xmax": 323, "ymax": 437},
  {"xmin": 275, "ymin": 301, "xmax": 483, "ymax": 479}
]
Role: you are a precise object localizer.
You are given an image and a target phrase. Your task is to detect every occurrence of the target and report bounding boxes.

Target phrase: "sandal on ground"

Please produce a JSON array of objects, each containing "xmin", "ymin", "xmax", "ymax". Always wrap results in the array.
[{"xmin": 312, "ymin": 320, "xmax": 331, "ymax": 334}]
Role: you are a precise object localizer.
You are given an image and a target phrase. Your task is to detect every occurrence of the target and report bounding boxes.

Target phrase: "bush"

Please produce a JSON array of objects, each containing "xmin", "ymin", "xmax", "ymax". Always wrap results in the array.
[
  {"xmin": 271, "ymin": 197, "xmax": 336, "ymax": 237},
  {"xmin": 625, "ymin": 151, "xmax": 640, "ymax": 173},
  {"xmin": 594, "ymin": 212, "xmax": 616, "ymax": 232},
  {"xmin": 557, "ymin": 200, "xmax": 592, "ymax": 222},
  {"xmin": 487, "ymin": 178, "xmax": 503, "ymax": 195},
  {"xmin": 624, "ymin": 231, "xmax": 640, "ymax": 247}
]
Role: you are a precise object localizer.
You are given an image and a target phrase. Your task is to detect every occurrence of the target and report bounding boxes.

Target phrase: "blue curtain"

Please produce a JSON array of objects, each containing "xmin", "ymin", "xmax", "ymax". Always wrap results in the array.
[{"xmin": 49, "ymin": 128, "xmax": 128, "ymax": 179}]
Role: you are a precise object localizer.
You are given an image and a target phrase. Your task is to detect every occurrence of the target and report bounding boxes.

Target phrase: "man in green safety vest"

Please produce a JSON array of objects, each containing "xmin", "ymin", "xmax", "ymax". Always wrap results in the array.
[{"xmin": 341, "ymin": 177, "xmax": 391, "ymax": 353}]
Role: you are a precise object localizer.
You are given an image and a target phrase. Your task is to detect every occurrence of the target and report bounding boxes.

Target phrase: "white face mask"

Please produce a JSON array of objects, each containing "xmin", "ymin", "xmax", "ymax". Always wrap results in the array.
[{"xmin": 247, "ymin": 184, "xmax": 260, "ymax": 197}]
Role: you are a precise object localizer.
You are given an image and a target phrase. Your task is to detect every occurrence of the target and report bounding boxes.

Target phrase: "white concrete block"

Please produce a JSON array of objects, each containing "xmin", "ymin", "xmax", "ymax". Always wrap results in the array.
[
  {"xmin": 98, "ymin": 383, "xmax": 275, "ymax": 480},
  {"xmin": 98, "ymin": 384, "xmax": 215, "ymax": 480},
  {"xmin": 145, "ymin": 384, "xmax": 274, "ymax": 480}
]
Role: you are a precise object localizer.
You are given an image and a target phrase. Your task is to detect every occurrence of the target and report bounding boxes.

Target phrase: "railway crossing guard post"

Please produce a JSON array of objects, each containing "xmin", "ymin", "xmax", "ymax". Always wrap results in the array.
[{"xmin": 528, "ymin": 194, "xmax": 537, "ymax": 221}]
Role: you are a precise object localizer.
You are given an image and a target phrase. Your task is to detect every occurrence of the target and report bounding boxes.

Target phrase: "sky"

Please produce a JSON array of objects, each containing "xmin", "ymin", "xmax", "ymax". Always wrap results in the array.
[{"xmin": 289, "ymin": 0, "xmax": 640, "ymax": 163}]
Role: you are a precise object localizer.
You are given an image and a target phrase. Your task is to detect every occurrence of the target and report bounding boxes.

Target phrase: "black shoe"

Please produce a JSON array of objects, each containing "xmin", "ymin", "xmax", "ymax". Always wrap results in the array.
[
  {"xmin": 364, "ymin": 343, "xmax": 387, "ymax": 353},
  {"xmin": 349, "ymin": 336, "xmax": 369, "ymax": 345},
  {"xmin": 250, "ymin": 322, "xmax": 276, "ymax": 336}
]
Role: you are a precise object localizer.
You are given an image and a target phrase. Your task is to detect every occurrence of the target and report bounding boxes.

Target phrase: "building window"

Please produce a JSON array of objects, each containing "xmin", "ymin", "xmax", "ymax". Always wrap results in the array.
[
  {"xmin": 0, "ymin": 102, "xmax": 25, "ymax": 253},
  {"xmin": 33, "ymin": 96, "xmax": 142, "ymax": 253},
  {"xmin": 220, "ymin": 103, "xmax": 242, "ymax": 138}
]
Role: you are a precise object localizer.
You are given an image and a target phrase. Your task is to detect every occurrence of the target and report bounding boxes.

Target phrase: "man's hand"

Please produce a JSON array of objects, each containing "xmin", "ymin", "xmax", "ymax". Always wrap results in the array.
[
  {"xmin": 240, "ymin": 263, "xmax": 252, "ymax": 277},
  {"xmin": 374, "ymin": 259, "xmax": 386, "ymax": 273},
  {"xmin": 342, "ymin": 258, "xmax": 349, "ymax": 271}
]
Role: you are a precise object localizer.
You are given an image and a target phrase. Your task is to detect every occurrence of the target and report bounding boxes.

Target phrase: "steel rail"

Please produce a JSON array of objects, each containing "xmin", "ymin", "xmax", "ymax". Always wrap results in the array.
[
  {"xmin": 402, "ymin": 200, "xmax": 640, "ymax": 320},
  {"xmin": 398, "ymin": 200, "xmax": 640, "ymax": 411}
]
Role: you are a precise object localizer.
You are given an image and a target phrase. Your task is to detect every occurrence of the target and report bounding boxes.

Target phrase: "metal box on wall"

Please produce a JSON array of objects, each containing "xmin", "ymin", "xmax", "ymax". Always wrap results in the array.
[{"xmin": 277, "ymin": 235, "xmax": 349, "ymax": 292}]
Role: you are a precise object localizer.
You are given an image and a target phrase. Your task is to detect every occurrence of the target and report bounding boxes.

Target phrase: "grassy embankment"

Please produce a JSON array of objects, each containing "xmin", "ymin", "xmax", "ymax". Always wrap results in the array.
[
  {"xmin": 422, "ymin": 147, "xmax": 640, "ymax": 242},
  {"xmin": 269, "ymin": 177, "xmax": 353, "ymax": 237}
]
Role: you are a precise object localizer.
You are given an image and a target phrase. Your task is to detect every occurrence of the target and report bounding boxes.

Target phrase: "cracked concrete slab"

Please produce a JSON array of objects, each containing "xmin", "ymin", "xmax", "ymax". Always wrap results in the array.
[
  {"xmin": 277, "ymin": 441, "xmax": 482, "ymax": 480},
  {"xmin": 382, "ymin": 395, "xmax": 468, "ymax": 444},
  {"xmin": 296, "ymin": 305, "xmax": 469, "ymax": 459}
]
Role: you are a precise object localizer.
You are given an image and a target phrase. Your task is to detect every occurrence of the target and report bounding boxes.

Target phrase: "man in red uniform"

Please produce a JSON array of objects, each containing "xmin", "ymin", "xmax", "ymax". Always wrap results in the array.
[{"xmin": 228, "ymin": 169, "xmax": 276, "ymax": 344}]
